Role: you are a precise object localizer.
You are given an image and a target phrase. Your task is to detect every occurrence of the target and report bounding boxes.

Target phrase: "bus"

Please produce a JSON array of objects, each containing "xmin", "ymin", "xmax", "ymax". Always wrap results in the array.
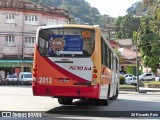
[{"xmin": 32, "ymin": 24, "xmax": 119, "ymax": 106}]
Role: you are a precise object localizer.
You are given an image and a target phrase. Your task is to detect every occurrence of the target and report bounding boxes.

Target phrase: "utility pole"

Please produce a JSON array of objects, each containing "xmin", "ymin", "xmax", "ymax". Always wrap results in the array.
[
  {"xmin": 108, "ymin": 26, "xmax": 111, "ymax": 41},
  {"xmin": 102, "ymin": 15, "xmax": 115, "ymax": 41},
  {"xmin": 106, "ymin": 18, "xmax": 114, "ymax": 41},
  {"xmin": 136, "ymin": 45, "xmax": 140, "ymax": 93},
  {"xmin": 135, "ymin": 26, "xmax": 141, "ymax": 93},
  {"xmin": 108, "ymin": 17, "xmax": 111, "ymax": 41}
]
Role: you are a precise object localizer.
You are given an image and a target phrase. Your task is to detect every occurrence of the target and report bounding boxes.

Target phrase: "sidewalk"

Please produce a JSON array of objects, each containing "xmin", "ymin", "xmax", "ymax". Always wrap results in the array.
[
  {"xmin": 119, "ymin": 87, "xmax": 160, "ymax": 94},
  {"xmin": 139, "ymin": 87, "xmax": 160, "ymax": 92}
]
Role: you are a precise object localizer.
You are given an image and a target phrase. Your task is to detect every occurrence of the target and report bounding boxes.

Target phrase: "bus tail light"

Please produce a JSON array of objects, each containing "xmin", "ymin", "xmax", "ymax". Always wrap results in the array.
[
  {"xmin": 94, "ymin": 69, "xmax": 98, "ymax": 73},
  {"xmin": 93, "ymin": 74, "xmax": 97, "ymax": 78},
  {"xmin": 33, "ymin": 72, "xmax": 37, "ymax": 77},
  {"xmin": 33, "ymin": 67, "xmax": 37, "ymax": 71},
  {"xmin": 92, "ymin": 66, "xmax": 98, "ymax": 83},
  {"xmin": 33, "ymin": 65, "xmax": 37, "ymax": 77}
]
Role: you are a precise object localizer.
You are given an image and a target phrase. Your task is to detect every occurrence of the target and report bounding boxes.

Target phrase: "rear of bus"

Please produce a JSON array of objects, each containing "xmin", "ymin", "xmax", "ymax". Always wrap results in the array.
[{"xmin": 32, "ymin": 25, "xmax": 100, "ymax": 104}]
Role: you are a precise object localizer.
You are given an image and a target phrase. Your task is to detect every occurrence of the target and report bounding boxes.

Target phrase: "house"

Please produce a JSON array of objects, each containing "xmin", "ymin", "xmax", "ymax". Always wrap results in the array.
[
  {"xmin": 0, "ymin": 0, "xmax": 71, "ymax": 78},
  {"xmin": 118, "ymin": 48, "xmax": 141, "ymax": 75},
  {"xmin": 116, "ymin": 38, "xmax": 133, "ymax": 49},
  {"xmin": 109, "ymin": 39, "xmax": 141, "ymax": 75}
]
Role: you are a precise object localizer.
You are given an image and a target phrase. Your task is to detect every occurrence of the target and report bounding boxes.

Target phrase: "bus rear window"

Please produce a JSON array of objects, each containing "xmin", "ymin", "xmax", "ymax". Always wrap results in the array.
[{"xmin": 38, "ymin": 28, "xmax": 95, "ymax": 57}]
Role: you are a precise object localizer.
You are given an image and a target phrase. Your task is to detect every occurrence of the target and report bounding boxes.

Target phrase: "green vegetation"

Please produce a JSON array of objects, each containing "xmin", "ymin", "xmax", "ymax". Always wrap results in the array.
[
  {"xmin": 119, "ymin": 85, "xmax": 137, "ymax": 90},
  {"xmin": 126, "ymin": 66, "xmax": 136, "ymax": 75},
  {"xmin": 115, "ymin": 0, "xmax": 160, "ymax": 74},
  {"xmin": 27, "ymin": 0, "xmax": 110, "ymax": 26},
  {"xmin": 119, "ymin": 76, "xmax": 125, "ymax": 84},
  {"xmin": 143, "ymin": 81, "xmax": 160, "ymax": 84},
  {"xmin": 126, "ymin": 1, "xmax": 144, "ymax": 16},
  {"xmin": 132, "ymin": 0, "xmax": 160, "ymax": 74},
  {"xmin": 142, "ymin": 81, "xmax": 160, "ymax": 88},
  {"xmin": 115, "ymin": 14, "xmax": 140, "ymax": 39},
  {"xmin": 27, "ymin": 0, "xmax": 160, "ymax": 74}
]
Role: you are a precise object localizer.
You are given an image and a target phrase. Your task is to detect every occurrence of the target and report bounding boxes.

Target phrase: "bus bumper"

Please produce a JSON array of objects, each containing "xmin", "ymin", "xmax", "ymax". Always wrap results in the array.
[{"xmin": 32, "ymin": 82, "xmax": 99, "ymax": 99}]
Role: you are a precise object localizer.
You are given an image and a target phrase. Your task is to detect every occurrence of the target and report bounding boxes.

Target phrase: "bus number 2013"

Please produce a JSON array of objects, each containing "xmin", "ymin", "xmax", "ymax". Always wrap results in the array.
[{"xmin": 39, "ymin": 77, "xmax": 52, "ymax": 84}]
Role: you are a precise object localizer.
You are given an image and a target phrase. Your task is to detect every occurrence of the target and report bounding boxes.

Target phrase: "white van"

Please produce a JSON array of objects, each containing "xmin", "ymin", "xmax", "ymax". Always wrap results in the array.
[
  {"xmin": 18, "ymin": 72, "xmax": 32, "ymax": 85},
  {"xmin": 139, "ymin": 73, "xmax": 155, "ymax": 81}
]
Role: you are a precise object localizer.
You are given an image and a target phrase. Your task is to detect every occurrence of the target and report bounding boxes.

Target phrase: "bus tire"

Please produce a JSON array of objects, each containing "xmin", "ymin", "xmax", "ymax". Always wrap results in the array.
[
  {"xmin": 95, "ymin": 99, "xmax": 109, "ymax": 106},
  {"xmin": 105, "ymin": 88, "xmax": 110, "ymax": 105},
  {"xmin": 57, "ymin": 98, "xmax": 73, "ymax": 105},
  {"xmin": 110, "ymin": 87, "xmax": 118, "ymax": 100},
  {"xmin": 95, "ymin": 88, "xmax": 110, "ymax": 106},
  {"xmin": 102, "ymin": 88, "xmax": 110, "ymax": 106}
]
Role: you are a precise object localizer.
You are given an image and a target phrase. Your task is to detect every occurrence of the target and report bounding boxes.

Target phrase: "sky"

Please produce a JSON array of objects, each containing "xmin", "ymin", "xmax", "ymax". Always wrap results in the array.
[{"xmin": 85, "ymin": 0, "xmax": 142, "ymax": 17}]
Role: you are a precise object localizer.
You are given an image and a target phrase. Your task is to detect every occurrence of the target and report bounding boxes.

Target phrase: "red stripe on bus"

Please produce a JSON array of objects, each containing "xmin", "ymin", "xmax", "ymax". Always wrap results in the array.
[{"xmin": 43, "ymin": 57, "xmax": 88, "ymax": 83}]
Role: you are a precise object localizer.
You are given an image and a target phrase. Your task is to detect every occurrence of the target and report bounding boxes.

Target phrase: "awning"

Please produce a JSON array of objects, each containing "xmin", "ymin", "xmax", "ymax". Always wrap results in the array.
[
  {"xmin": 0, "ymin": 60, "xmax": 33, "ymax": 67},
  {"xmin": 0, "ymin": 60, "xmax": 33, "ymax": 63}
]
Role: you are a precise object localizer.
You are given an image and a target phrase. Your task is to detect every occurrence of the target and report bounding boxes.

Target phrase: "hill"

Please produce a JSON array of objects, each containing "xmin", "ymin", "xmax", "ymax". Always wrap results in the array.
[{"xmin": 27, "ymin": 0, "xmax": 109, "ymax": 26}]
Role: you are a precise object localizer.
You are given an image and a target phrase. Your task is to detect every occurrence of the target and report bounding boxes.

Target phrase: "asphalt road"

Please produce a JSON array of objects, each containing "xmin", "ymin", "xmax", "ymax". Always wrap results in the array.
[{"xmin": 0, "ymin": 85, "xmax": 160, "ymax": 120}]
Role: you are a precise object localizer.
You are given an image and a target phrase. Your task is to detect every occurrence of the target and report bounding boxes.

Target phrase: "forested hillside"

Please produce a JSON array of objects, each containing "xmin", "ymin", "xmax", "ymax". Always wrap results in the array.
[{"xmin": 27, "ymin": 0, "xmax": 109, "ymax": 26}]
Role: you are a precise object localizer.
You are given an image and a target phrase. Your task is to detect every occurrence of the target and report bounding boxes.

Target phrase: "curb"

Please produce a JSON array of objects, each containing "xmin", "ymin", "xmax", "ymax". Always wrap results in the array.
[
  {"xmin": 119, "ymin": 88, "xmax": 160, "ymax": 94},
  {"xmin": 119, "ymin": 89, "xmax": 136, "ymax": 92}
]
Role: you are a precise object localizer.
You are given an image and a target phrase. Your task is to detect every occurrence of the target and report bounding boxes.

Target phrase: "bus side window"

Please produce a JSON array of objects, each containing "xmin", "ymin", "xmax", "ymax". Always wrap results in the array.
[
  {"xmin": 106, "ymin": 46, "xmax": 110, "ymax": 68},
  {"xmin": 101, "ymin": 38, "xmax": 106, "ymax": 65},
  {"xmin": 116, "ymin": 58, "xmax": 118, "ymax": 73},
  {"xmin": 101, "ymin": 37, "xmax": 114, "ymax": 70},
  {"xmin": 104, "ymin": 43, "xmax": 108, "ymax": 66},
  {"xmin": 111, "ymin": 52, "xmax": 113, "ymax": 70},
  {"xmin": 101, "ymin": 37, "xmax": 110, "ymax": 67},
  {"xmin": 108, "ymin": 49, "xmax": 111, "ymax": 69}
]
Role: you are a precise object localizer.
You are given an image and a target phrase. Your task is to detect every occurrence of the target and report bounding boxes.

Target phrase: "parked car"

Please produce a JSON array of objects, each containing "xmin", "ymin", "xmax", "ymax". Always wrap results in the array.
[
  {"xmin": 125, "ymin": 77, "xmax": 142, "ymax": 86},
  {"xmin": 125, "ymin": 77, "xmax": 137, "ymax": 86},
  {"xmin": 139, "ymin": 73, "xmax": 155, "ymax": 81},
  {"xmin": 6, "ymin": 74, "xmax": 18, "ymax": 85},
  {"xmin": 124, "ymin": 74, "xmax": 135, "ymax": 78},
  {"xmin": 18, "ymin": 72, "xmax": 32, "ymax": 85}
]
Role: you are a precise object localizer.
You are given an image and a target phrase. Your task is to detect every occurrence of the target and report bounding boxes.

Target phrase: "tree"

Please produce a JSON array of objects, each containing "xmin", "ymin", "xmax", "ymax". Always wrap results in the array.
[
  {"xmin": 115, "ymin": 14, "xmax": 140, "ymax": 39},
  {"xmin": 27, "ymin": 0, "xmax": 105, "ymax": 26},
  {"xmin": 132, "ymin": 0, "xmax": 160, "ymax": 75},
  {"xmin": 134, "ymin": 16, "xmax": 160, "ymax": 74},
  {"xmin": 127, "ymin": 1, "xmax": 143, "ymax": 16}
]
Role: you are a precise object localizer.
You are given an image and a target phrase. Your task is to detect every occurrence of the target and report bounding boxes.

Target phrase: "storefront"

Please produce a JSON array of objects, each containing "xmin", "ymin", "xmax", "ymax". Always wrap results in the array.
[{"xmin": 0, "ymin": 60, "xmax": 33, "ymax": 79}]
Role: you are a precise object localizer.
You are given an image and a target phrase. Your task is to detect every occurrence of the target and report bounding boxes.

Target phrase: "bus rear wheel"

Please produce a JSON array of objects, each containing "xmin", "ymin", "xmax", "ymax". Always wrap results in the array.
[
  {"xmin": 110, "ymin": 87, "xmax": 118, "ymax": 100},
  {"xmin": 57, "ymin": 98, "xmax": 73, "ymax": 105}
]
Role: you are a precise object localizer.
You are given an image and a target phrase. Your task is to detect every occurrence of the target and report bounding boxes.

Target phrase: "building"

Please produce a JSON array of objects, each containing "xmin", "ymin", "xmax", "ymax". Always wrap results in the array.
[
  {"xmin": 109, "ymin": 39, "xmax": 141, "ymax": 75},
  {"xmin": 0, "ymin": 0, "xmax": 71, "ymax": 78},
  {"xmin": 116, "ymin": 39, "xmax": 133, "ymax": 49},
  {"xmin": 118, "ymin": 47, "xmax": 141, "ymax": 75}
]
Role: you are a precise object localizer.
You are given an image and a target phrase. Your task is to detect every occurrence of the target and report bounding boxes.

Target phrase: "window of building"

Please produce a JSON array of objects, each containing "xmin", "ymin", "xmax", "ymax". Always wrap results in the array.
[
  {"xmin": 46, "ymin": 18, "xmax": 58, "ymax": 26},
  {"xmin": 25, "ymin": 37, "xmax": 36, "ymax": 47},
  {"xmin": 6, "ymin": 36, "xmax": 15, "ymax": 46},
  {"xmin": 6, "ymin": 13, "xmax": 15, "ymax": 23},
  {"xmin": 25, "ymin": 15, "xmax": 38, "ymax": 25}
]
